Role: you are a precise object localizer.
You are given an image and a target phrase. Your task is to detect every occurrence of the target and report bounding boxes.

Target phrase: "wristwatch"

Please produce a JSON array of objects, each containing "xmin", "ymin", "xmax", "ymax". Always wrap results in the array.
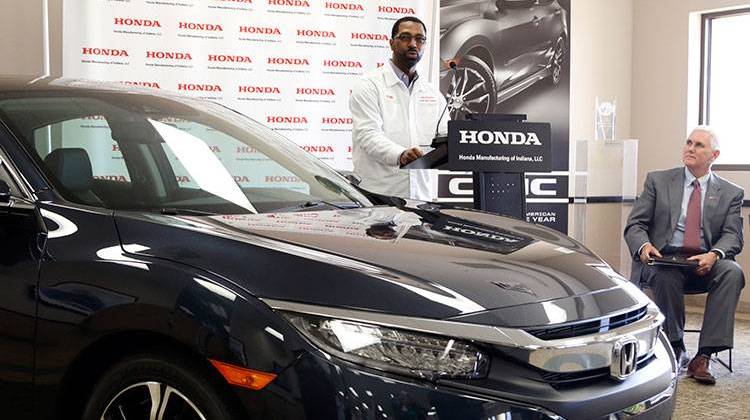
[{"xmin": 710, "ymin": 249, "xmax": 723, "ymax": 260}]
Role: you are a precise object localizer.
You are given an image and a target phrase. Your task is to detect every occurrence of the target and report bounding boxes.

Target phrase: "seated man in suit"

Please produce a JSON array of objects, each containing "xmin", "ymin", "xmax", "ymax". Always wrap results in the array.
[{"xmin": 624, "ymin": 126, "xmax": 744, "ymax": 385}]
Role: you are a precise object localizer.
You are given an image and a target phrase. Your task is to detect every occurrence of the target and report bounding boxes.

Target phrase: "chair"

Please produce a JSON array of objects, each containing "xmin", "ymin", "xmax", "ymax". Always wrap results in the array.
[
  {"xmin": 680, "ymin": 276, "xmax": 732, "ymax": 372},
  {"xmin": 642, "ymin": 278, "xmax": 733, "ymax": 372}
]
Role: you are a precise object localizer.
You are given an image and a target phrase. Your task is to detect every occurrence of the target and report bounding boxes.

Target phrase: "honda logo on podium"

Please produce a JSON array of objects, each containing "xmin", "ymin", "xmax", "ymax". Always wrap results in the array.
[{"xmin": 611, "ymin": 337, "xmax": 638, "ymax": 379}]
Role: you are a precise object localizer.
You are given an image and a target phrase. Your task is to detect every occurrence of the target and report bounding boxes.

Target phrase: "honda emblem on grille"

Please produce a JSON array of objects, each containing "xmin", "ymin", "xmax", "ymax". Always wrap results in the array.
[{"xmin": 610, "ymin": 337, "xmax": 638, "ymax": 380}]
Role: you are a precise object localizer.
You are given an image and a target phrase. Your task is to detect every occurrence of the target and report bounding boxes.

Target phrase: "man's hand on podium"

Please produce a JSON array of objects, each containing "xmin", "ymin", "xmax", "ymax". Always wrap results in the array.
[{"xmin": 399, "ymin": 146, "xmax": 424, "ymax": 166}]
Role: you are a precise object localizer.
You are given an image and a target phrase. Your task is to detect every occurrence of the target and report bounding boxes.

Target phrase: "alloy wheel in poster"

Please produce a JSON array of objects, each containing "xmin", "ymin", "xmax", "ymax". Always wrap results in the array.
[{"xmin": 437, "ymin": 0, "xmax": 571, "ymax": 232}]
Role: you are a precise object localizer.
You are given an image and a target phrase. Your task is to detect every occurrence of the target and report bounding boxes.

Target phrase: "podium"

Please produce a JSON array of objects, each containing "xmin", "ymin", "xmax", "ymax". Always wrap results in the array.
[{"xmin": 403, "ymin": 114, "xmax": 552, "ymax": 219}]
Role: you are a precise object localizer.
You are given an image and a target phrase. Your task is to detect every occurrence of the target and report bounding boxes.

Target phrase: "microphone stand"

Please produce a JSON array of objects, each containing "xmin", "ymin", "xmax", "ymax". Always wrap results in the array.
[{"xmin": 431, "ymin": 61, "xmax": 459, "ymax": 148}]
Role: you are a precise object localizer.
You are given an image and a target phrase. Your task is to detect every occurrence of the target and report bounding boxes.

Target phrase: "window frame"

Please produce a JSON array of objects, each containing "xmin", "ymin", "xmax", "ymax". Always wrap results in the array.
[{"xmin": 699, "ymin": 7, "xmax": 750, "ymax": 171}]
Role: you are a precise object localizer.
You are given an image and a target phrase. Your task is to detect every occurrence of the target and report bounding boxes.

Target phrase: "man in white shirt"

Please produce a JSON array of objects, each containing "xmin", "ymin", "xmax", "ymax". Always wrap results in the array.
[{"xmin": 349, "ymin": 16, "xmax": 448, "ymax": 201}]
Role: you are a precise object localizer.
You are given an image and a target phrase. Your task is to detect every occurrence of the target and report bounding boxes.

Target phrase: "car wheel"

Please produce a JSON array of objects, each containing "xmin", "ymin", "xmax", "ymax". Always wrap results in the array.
[
  {"xmin": 550, "ymin": 37, "xmax": 566, "ymax": 86},
  {"xmin": 444, "ymin": 55, "xmax": 496, "ymax": 117},
  {"xmin": 82, "ymin": 353, "xmax": 241, "ymax": 420}
]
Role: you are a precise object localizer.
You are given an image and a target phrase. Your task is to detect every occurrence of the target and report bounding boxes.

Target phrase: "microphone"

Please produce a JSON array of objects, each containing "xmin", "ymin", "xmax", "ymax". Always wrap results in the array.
[{"xmin": 432, "ymin": 61, "xmax": 458, "ymax": 148}]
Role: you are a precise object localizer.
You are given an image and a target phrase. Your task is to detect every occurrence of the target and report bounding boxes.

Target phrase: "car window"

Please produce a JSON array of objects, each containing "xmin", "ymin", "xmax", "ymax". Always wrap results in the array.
[
  {"xmin": 0, "ymin": 161, "xmax": 20, "ymax": 196},
  {"xmin": 0, "ymin": 94, "xmax": 370, "ymax": 213},
  {"xmin": 157, "ymin": 118, "xmax": 310, "ymax": 195},
  {"xmin": 32, "ymin": 116, "xmax": 132, "ymax": 184}
]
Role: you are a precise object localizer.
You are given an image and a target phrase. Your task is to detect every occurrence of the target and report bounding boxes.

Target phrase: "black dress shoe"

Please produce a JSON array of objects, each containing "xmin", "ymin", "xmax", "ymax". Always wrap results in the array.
[{"xmin": 687, "ymin": 354, "xmax": 716, "ymax": 385}]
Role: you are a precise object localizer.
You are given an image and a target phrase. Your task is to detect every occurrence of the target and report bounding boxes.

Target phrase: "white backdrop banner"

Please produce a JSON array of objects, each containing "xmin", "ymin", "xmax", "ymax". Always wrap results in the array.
[{"xmin": 63, "ymin": 0, "xmax": 437, "ymax": 173}]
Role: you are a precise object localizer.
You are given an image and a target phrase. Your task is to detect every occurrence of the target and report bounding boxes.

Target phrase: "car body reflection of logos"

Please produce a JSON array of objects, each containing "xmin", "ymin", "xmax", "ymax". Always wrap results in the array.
[
  {"xmin": 302, "ymin": 145, "xmax": 335, "ymax": 161},
  {"xmin": 611, "ymin": 337, "xmax": 638, "ymax": 379},
  {"xmin": 439, "ymin": 0, "xmax": 568, "ymax": 115},
  {"xmin": 431, "ymin": 218, "xmax": 533, "ymax": 254}
]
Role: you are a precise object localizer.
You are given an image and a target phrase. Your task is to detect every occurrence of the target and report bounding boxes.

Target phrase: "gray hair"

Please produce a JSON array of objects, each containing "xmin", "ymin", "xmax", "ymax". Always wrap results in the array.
[{"xmin": 692, "ymin": 125, "xmax": 720, "ymax": 150}]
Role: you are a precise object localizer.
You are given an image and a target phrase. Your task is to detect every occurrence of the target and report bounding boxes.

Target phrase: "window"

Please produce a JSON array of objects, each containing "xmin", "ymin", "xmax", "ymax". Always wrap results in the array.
[
  {"xmin": 0, "ymin": 161, "xmax": 20, "ymax": 196},
  {"xmin": 700, "ymin": 8, "xmax": 750, "ymax": 166},
  {"xmin": 156, "ymin": 118, "xmax": 309, "ymax": 194},
  {"xmin": 33, "ymin": 116, "xmax": 132, "ymax": 183},
  {"xmin": 0, "ymin": 95, "xmax": 368, "ymax": 213}
]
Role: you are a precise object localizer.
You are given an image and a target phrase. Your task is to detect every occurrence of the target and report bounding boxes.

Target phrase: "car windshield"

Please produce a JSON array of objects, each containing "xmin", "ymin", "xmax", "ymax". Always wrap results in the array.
[{"xmin": 0, "ymin": 91, "xmax": 371, "ymax": 214}]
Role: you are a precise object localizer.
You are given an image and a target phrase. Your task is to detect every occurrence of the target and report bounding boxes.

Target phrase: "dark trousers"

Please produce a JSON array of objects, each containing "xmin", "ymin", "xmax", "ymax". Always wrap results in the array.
[{"xmin": 641, "ymin": 256, "xmax": 744, "ymax": 349}]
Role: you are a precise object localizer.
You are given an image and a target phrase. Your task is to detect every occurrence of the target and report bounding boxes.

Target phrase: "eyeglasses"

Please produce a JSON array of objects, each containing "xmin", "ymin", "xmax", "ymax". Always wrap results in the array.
[{"xmin": 394, "ymin": 33, "xmax": 427, "ymax": 45}]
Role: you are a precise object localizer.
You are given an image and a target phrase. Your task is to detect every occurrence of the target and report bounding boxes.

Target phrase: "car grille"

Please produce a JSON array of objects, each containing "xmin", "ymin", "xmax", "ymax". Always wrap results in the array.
[
  {"xmin": 539, "ymin": 354, "xmax": 655, "ymax": 389},
  {"xmin": 523, "ymin": 306, "xmax": 649, "ymax": 341}
]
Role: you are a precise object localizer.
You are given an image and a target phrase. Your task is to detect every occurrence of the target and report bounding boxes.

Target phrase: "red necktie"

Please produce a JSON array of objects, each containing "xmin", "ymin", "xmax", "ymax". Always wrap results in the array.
[{"xmin": 683, "ymin": 179, "xmax": 702, "ymax": 253}]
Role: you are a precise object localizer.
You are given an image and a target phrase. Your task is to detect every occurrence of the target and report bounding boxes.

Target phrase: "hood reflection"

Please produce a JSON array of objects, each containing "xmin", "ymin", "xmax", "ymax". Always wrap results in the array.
[{"xmin": 211, "ymin": 203, "xmax": 535, "ymax": 255}]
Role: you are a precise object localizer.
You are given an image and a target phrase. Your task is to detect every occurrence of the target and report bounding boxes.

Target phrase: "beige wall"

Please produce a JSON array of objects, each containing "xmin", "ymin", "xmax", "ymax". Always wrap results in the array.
[
  {"xmin": 630, "ymin": 0, "xmax": 750, "ymax": 309},
  {"xmin": 0, "ymin": 0, "xmax": 62, "ymax": 78},
  {"xmin": 0, "ymin": 0, "xmax": 46, "ymax": 77},
  {"xmin": 570, "ymin": 0, "xmax": 633, "ymax": 146},
  {"xmin": 569, "ymin": 0, "xmax": 750, "ymax": 311},
  {"xmin": 631, "ymin": 0, "xmax": 750, "ymax": 188}
]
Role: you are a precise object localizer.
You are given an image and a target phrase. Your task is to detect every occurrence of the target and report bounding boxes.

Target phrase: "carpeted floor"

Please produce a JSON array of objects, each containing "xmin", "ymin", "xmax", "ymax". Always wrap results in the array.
[{"xmin": 673, "ymin": 309, "xmax": 750, "ymax": 419}]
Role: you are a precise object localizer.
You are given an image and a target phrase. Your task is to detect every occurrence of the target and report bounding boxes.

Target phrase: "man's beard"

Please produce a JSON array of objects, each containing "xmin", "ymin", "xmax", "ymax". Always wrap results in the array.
[{"xmin": 398, "ymin": 50, "xmax": 421, "ymax": 68}]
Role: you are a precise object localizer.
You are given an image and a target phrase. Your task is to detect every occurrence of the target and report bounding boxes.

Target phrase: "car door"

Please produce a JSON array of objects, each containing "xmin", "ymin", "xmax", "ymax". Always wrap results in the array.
[
  {"xmin": 486, "ymin": 0, "xmax": 543, "ymax": 89},
  {"xmin": 529, "ymin": 0, "xmax": 565, "ymax": 66},
  {"xmin": 0, "ymin": 151, "xmax": 43, "ymax": 418}
]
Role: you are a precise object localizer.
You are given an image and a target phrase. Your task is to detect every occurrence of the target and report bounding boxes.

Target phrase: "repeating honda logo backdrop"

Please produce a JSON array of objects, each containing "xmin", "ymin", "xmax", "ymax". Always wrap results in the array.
[
  {"xmin": 63, "ymin": 0, "xmax": 571, "ymax": 233},
  {"xmin": 63, "ymin": 0, "xmax": 436, "ymax": 173}
]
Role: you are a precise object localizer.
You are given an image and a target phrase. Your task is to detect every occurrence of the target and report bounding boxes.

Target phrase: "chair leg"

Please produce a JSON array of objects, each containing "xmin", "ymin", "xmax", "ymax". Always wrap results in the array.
[{"xmin": 713, "ymin": 349, "xmax": 733, "ymax": 373}]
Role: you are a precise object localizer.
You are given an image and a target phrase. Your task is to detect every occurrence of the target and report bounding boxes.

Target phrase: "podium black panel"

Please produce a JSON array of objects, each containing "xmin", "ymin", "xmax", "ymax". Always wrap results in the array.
[{"xmin": 472, "ymin": 172, "xmax": 525, "ymax": 219}]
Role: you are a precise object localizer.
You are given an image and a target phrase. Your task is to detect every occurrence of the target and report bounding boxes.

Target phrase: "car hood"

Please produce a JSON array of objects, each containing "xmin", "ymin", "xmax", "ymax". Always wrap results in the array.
[{"xmin": 115, "ymin": 203, "xmax": 649, "ymax": 327}]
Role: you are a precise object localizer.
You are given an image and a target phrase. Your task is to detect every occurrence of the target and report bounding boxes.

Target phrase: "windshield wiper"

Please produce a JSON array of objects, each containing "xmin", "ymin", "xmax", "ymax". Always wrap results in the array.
[
  {"xmin": 157, "ymin": 208, "xmax": 217, "ymax": 216},
  {"xmin": 273, "ymin": 200, "xmax": 358, "ymax": 213}
]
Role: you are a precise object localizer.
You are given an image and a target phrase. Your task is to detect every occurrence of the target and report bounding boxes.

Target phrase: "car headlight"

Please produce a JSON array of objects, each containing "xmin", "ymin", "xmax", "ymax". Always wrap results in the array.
[{"xmin": 282, "ymin": 312, "xmax": 490, "ymax": 380}]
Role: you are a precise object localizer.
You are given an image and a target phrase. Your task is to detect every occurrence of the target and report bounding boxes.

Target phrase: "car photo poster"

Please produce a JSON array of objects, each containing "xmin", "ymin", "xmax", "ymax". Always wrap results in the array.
[
  {"xmin": 437, "ymin": 0, "xmax": 571, "ymax": 232},
  {"xmin": 62, "ymin": 0, "xmax": 436, "ymax": 177}
]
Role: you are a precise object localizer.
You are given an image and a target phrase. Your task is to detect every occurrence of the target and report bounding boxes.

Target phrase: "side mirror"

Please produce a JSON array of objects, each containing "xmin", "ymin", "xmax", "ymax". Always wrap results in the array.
[
  {"xmin": 495, "ymin": 0, "xmax": 506, "ymax": 12},
  {"xmin": 338, "ymin": 171, "xmax": 362, "ymax": 186},
  {"xmin": 0, "ymin": 179, "xmax": 11, "ymax": 204}
]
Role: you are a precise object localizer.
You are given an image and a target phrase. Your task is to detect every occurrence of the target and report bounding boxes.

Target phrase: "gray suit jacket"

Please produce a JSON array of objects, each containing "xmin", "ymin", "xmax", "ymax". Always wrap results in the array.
[{"xmin": 624, "ymin": 167, "xmax": 744, "ymax": 282}]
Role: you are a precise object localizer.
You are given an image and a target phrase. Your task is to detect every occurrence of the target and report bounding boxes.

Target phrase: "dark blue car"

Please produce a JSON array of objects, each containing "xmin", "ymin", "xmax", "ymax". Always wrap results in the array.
[{"xmin": 0, "ymin": 79, "xmax": 675, "ymax": 419}]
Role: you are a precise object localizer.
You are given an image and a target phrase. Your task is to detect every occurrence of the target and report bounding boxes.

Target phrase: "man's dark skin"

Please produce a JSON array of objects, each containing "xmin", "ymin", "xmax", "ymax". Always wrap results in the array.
[{"xmin": 390, "ymin": 20, "xmax": 428, "ymax": 167}]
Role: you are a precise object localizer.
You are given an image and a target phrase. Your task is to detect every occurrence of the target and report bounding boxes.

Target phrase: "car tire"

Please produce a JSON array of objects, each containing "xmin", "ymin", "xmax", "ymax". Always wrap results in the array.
[
  {"xmin": 550, "ymin": 37, "xmax": 566, "ymax": 86},
  {"xmin": 446, "ymin": 55, "xmax": 496, "ymax": 117},
  {"xmin": 81, "ymin": 352, "xmax": 241, "ymax": 420}
]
